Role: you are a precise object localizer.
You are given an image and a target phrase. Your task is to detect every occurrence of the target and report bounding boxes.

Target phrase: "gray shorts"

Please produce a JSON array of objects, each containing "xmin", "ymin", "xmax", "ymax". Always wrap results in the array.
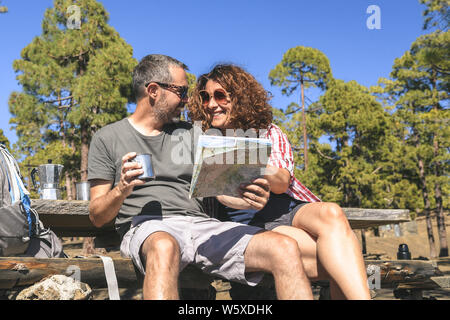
[{"xmin": 120, "ymin": 215, "xmax": 264, "ymax": 286}]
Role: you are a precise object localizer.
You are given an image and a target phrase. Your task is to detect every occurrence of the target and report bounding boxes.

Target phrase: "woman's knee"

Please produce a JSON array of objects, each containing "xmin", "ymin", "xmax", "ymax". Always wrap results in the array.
[{"xmin": 319, "ymin": 203, "xmax": 349, "ymax": 228}]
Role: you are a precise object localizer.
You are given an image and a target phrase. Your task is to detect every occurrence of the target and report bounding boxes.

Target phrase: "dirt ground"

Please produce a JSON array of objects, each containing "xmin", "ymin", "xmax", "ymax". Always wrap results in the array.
[
  {"xmin": 61, "ymin": 213, "xmax": 450, "ymax": 300},
  {"xmin": 357, "ymin": 215, "xmax": 450, "ymax": 261}
]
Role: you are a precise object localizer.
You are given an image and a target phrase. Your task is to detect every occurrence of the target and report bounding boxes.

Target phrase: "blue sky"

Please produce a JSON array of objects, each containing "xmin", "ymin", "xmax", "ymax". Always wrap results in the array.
[{"xmin": 0, "ymin": 0, "xmax": 428, "ymax": 146}]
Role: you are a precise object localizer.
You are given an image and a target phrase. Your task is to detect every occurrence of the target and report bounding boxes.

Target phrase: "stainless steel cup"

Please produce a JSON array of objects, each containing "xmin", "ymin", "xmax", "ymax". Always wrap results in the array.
[
  {"xmin": 131, "ymin": 153, "xmax": 155, "ymax": 181},
  {"xmin": 76, "ymin": 181, "xmax": 90, "ymax": 200}
]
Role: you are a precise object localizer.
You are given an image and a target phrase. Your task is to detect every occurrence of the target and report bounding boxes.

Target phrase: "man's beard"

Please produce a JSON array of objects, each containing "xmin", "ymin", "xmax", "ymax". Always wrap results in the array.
[{"xmin": 154, "ymin": 93, "xmax": 182, "ymax": 124}]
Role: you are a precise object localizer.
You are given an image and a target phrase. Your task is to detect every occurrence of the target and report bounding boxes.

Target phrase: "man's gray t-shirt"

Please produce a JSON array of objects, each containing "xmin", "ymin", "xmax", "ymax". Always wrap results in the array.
[{"xmin": 88, "ymin": 118, "xmax": 207, "ymax": 237}]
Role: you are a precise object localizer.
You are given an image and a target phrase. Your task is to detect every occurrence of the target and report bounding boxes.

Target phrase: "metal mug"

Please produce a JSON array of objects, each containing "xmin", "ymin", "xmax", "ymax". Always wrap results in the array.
[
  {"xmin": 76, "ymin": 181, "xmax": 90, "ymax": 200},
  {"xmin": 130, "ymin": 153, "xmax": 155, "ymax": 182}
]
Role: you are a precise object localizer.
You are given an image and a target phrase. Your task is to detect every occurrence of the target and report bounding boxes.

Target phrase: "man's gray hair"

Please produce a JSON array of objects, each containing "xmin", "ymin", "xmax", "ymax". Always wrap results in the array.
[{"xmin": 132, "ymin": 54, "xmax": 188, "ymax": 101}]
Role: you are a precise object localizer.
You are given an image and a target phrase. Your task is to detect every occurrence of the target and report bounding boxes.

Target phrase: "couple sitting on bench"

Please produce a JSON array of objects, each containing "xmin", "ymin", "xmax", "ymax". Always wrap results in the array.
[{"xmin": 87, "ymin": 54, "xmax": 370, "ymax": 300}]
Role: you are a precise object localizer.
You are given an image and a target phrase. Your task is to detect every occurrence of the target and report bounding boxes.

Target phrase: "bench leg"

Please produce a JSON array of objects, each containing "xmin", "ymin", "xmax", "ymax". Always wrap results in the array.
[{"xmin": 319, "ymin": 285, "xmax": 331, "ymax": 300}]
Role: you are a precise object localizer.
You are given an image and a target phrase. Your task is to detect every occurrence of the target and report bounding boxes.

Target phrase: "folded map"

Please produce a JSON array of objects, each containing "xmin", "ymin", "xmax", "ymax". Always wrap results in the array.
[{"xmin": 189, "ymin": 135, "xmax": 272, "ymax": 198}]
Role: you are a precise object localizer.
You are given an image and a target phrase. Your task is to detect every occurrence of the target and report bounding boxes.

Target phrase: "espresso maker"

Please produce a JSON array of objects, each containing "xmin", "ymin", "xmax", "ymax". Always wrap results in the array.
[{"xmin": 31, "ymin": 160, "xmax": 64, "ymax": 200}]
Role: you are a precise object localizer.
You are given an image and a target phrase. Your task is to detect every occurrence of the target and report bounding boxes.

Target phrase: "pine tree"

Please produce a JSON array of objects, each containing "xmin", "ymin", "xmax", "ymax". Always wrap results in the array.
[
  {"xmin": 269, "ymin": 46, "xmax": 332, "ymax": 171},
  {"xmin": 379, "ymin": 30, "xmax": 449, "ymax": 257},
  {"xmin": 305, "ymin": 79, "xmax": 392, "ymax": 208},
  {"xmin": 9, "ymin": 0, "xmax": 137, "ymax": 198},
  {"xmin": 9, "ymin": 0, "xmax": 137, "ymax": 255}
]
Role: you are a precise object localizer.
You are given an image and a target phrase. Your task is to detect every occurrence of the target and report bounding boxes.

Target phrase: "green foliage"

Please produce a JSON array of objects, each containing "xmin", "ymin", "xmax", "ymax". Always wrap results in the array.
[
  {"xmin": 0, "ymin": 129, "xmax": 11, "ymax": 150},
  {"xmin": 181, "ymin": 72, "xmax": 197, "ymax": 121},
  {"xmin": 304, "ymin": 80, "xmax": 394, "ymax": 207},
  {"xmin": 420, "ymin": 0, "xmax": 450, "ymax": 30},
  {"xmin": 376, "ymin": 29, "xmax": 449, "ymax": 213},
  {"xmin": 19, "ymin": 140, "xmax": 76, "ymax": 198},
  {"xmin": 269, "ymin": 46, "xmax": 332, "ymax": 94},
  {"xmin": 0, "ymin": 0, "xmax": 7, "ymax": 13}
]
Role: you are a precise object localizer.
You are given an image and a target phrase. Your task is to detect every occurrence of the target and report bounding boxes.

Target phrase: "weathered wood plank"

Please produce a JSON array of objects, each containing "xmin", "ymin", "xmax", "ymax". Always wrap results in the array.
[
  {"xmin": 0, "ymin": 256, "xmax": 138, "ymax": 289},
  {"xmin": 1, "ymin": 257, "xmax": 444, "ymax": 291},
  {"xmin": 429, "ymin": 276, "xmax": 450, "ymax": 289},
  {"xmin": 31, "ymin": 200, "xmax": 411, "ymax": 237},
  {"xmin": 0, "ymin": 257, "xmax": 214, "ymax": 290},
  {"xmin": 364, "ymin": 260, "xmax": 444, "ymax": 289},
  {"xmin": 343, "ymin": 208, "xmax": 410, "ymax": 229}
]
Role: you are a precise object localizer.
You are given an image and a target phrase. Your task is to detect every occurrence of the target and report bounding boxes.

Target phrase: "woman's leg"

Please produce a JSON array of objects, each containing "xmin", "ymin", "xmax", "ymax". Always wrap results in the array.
[
  {"xmin": 272, "ymin": 225, "xmax": 346, "ymax": 300},
  {"xmin": 290, "ymin": 202, "xmax": 371, "ymax": 300}
]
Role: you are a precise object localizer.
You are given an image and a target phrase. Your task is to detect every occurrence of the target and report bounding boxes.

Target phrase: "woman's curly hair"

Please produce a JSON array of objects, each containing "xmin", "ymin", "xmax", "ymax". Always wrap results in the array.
[{"xmin": 188, "ymin": 64, "xmax": 273, "ymax": 132}]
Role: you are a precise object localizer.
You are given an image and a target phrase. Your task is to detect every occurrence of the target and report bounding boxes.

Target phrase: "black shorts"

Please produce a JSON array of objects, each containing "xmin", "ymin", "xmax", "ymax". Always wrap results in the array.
[{"xmin": 218, "ymin": 192, "xmax": 309, "ymax": 230}]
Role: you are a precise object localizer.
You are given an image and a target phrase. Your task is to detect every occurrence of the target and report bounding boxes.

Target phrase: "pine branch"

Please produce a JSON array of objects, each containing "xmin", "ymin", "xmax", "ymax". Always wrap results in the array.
[
  {"xmin": 371, "ymin": 166, "xmax": 382, "ymax": 175},
  {"xmin": 44, "ymin": 96, "xmax": 73, "ymax": 104},
  {"xmin": 315, "ymin": 147, "xmax": 335, "ymax": 160}
]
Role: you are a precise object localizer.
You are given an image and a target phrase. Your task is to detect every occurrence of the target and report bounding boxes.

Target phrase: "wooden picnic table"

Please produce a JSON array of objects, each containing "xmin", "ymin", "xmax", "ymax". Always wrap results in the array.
[{"xmin": 31, "ymin": 199, "xmax": 412, "ymax": 237}]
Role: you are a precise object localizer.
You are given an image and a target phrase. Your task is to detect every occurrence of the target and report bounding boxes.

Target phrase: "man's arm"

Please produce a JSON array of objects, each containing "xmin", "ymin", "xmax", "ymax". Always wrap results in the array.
[
  {"xmin": 216, "ymin": 178, "xmax": 271, "ymax": 211},
  {"xmin": 89, "ymin": 152, "xmax": 145, "ymax": 227}
]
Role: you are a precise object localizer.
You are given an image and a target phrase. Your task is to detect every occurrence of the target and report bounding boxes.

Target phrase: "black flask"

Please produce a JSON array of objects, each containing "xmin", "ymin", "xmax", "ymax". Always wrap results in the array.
[{"xmin": 397, "ymin": 243, "xmax": 411, "ymax": 260}]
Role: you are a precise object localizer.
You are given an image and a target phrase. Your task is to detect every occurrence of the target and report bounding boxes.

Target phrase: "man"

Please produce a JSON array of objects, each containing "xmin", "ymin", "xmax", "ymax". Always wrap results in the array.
[{"xmin": 88, "ymin": 54, "xmax": 313, "ymax": 300}]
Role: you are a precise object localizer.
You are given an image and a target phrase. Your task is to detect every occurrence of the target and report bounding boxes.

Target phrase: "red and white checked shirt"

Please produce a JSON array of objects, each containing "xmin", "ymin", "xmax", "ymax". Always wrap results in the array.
[{"xmin": 260, "ymin": 124, "xmax": 321, "ymax": 203}]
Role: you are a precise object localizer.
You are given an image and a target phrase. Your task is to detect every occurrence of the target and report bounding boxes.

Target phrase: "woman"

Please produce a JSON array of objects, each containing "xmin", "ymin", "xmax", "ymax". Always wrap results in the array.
[{"xmin": 189, "ymin": 64, "xmax": 371, "ymax": 300}]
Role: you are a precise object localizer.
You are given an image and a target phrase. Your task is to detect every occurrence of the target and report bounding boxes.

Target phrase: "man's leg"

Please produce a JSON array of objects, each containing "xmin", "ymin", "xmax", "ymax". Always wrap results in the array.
[
  {"xmin": 140, "ymin": 231, "xmax": 181, "ymax": 300},
  {"xmin": 272, "ymin": 225, "xmax": 346, "ymax": 299},
  {"xmin": 244, "ymin": 230, "xmax": 313, "ymax": 299}
]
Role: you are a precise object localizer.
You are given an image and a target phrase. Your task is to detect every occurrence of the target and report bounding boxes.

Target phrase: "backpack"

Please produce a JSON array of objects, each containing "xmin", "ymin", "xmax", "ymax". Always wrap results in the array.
[{"xmin": 0, "ymin": 144, "xmax": 65, "ymax": 258}]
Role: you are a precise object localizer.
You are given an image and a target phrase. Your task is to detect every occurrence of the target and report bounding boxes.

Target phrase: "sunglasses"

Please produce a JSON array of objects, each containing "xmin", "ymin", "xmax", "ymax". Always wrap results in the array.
[
  {"xmin": 198, "ymin": 89, "xmax": 230, "ymax": 107},
  {"xmin": 145, "ymin": 82, "xmax": 189, "ymax": 100}
]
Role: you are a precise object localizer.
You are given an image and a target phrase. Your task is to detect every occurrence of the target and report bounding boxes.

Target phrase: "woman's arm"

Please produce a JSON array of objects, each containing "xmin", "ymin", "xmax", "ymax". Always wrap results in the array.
[
  {"xmin": 264, "ymin": 125, "xmax": 295, "ymax": 194},
  {"xmin": 264, "ymin": 165, "xmax": 290, "ymax": 194}
]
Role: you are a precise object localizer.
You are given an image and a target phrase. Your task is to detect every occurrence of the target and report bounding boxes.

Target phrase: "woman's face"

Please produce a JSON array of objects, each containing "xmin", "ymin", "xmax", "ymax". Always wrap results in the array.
[{"xmin": 203, "ymin": 80, "xmax": 233, "ymax": 129}]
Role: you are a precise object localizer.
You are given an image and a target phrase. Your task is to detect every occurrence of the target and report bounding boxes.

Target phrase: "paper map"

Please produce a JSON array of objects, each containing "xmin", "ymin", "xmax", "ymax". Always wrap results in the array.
[{"xmin": 189, "ymin": 135, "xmax": 272, "ymax": 198}]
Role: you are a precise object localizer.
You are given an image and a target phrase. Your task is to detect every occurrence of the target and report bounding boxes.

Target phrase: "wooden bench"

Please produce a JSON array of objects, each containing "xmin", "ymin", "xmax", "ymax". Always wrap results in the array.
[
  {"xmin": 31, "ymin": 199, "xmax": 412, "ymax": 237},
  {"xmin": 1, "ymin": 256, "xmax": 448, "ymax": 298},
  {"xmin": 1, "ymin": 199, "xmax": 447, "ymax": 299}
]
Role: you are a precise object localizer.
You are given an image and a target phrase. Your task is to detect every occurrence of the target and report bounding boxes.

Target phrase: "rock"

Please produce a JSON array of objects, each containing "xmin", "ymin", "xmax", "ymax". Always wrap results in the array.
[{"xmin": 16, "ymin": 275, "xmax": 92, "ymax": 300}]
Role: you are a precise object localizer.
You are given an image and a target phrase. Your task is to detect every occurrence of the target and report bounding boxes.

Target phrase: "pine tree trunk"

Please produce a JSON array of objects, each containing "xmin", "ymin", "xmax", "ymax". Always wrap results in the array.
[
  {"xmin": 80, "ymin": 124, "xmax": 89, "ymax": 182},
  {"xmin": 418, "ymin": 156, "xmax": 437, "ymax": 258},
  {"xmin": 431, "ymin": 73, "xmax": 448, "ymax": 257},
  {"xmin": 59, "ymin": 101, "xmax": 73, "ymax": 201},
  {"xmin": 65, "ymin": 173, "xmax": 73, "ymax": 200},
  {"xmin": 70, "ymin": 138, "xmax": 77, "ymax": 200},
  {"xmin": 80, "ymin": 123, "xmax": 95, "ymax": 255},
  {"xmin": 300, "ymin": 78, "xmax": 308, "ymax": 171},
  {"xmin": 433, "ymin": 137, "xmax": 448, "ymax": 257}
]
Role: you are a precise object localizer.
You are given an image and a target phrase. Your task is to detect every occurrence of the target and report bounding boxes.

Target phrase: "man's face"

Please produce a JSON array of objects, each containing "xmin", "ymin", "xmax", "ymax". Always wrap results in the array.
[{"xmin": 153, "ymin": 66, "xmax": 188, "ymax": 124}]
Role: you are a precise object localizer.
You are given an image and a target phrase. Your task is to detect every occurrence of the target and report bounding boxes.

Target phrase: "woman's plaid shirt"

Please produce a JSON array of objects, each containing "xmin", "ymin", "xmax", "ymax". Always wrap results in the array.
[{"xmin": 261, "ymin": 124, "xmax": 321, "ymax": 203}]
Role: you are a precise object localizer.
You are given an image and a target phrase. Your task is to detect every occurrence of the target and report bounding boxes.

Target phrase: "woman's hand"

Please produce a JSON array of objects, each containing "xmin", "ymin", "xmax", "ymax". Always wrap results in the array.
[
  {"xmin": 239, "ymin": 178, "xmax": 271, "ymax": 211},
  {"xmin": 216, "ymin": 177, "xmax": 271, "ymax": 211}
]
